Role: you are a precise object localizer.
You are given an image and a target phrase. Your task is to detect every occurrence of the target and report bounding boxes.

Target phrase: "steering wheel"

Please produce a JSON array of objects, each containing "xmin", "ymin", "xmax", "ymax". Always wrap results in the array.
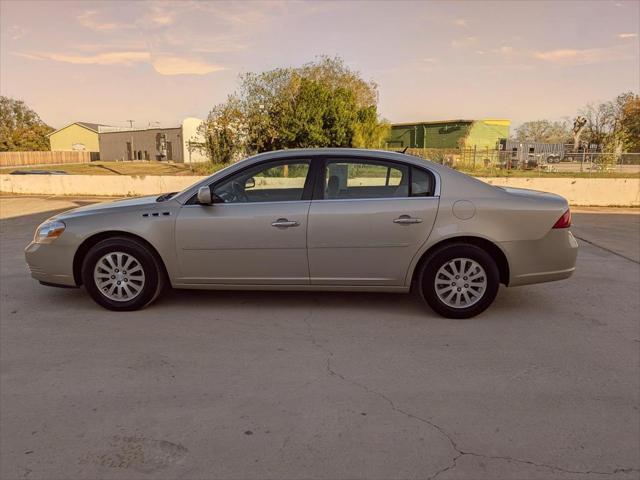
[{"xmin": 229, "ymin": 180, "xmax": 249, "ymax": 203}]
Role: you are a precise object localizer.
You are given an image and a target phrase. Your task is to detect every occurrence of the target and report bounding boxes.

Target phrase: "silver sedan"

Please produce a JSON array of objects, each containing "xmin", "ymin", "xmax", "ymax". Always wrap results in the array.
[{"xmin": 25, "ymin": 149, "xmax": 578, "ymax": 318}]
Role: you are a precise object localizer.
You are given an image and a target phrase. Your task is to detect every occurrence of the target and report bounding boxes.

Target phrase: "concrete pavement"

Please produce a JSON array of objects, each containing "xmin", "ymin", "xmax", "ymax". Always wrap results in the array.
[{"xmin": 1, "ymin": 196, "xmax": 638, "ymax": 480}]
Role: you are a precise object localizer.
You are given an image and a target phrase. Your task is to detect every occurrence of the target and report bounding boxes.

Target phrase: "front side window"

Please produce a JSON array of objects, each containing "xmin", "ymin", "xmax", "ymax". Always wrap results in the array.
[
  {"xmin": 324, "ymin": 160, "xmax": 409, "ymax": 200},
  {"xmin": 213, "ymin": 160, "xmax": 310, "ymax": 203}
]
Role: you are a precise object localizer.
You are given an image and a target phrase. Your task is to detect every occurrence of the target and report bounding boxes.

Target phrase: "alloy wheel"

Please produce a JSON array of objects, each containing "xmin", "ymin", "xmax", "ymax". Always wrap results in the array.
[
  {"xmin": 93, "ymin": 251, "xmax": 146, "ymax": 302},
  {"xmin": 434, "ymin": 257, "xmax": 487, "ymax": 308}
]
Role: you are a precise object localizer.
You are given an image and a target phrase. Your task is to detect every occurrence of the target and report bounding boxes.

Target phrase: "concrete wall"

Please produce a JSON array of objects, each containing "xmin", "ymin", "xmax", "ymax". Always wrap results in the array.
[
  {"xmin": 481, "ymin": 177, "xmax": 640, "ymax": 207},
  {"xmin": 99, "ymin": 128, "xmax": 183, "ymax": 162},
  {"xmin": 181, "ymin": 118, "xmax": 208, "ymax": 164},
  {"xmin": 0, "ymin": 174, "xmax": 201, "ymax": 197},
  {"xmin": 1, "ymin": 174, "xmax": 638, "ymax": 206},
  {"xmin": 49, "ymin": 124, "xmax": 100, "ymax": 152}
]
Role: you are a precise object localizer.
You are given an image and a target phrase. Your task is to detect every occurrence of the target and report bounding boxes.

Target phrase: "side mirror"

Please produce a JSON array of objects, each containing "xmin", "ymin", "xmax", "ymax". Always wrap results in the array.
[
  {"xmin": 197, "ymin": 186, "xmax": 213, "ymax": 205},
  {"xmin": 245, "ymin": 177, "xmax": 256, "ymax": 189}
]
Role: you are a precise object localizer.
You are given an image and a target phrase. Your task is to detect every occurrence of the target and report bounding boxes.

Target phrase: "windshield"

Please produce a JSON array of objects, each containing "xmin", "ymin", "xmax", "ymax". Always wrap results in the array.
[
  {"xmin": 156, "ymin": 192, "xmax": 178, "ymax": 202},
  {"xmin": 172, "ymin": 161, "xmax": 241, "ymax": 202}
]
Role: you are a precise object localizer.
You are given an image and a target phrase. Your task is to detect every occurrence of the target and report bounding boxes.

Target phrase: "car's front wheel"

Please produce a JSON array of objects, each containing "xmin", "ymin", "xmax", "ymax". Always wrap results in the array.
[
  {"xmin": 81, "ymin": 237, "xmax": 164, "ymax": 311},
  {"xmin": 418, "ymin": 243, "xmax": 500, "ymax": 319}
]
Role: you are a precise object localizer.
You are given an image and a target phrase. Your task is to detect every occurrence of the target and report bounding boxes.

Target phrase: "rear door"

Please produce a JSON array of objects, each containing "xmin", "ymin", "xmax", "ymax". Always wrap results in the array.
[{"xmin": 307, "ymin": 157, "xmax": 438, "ymax": 286}]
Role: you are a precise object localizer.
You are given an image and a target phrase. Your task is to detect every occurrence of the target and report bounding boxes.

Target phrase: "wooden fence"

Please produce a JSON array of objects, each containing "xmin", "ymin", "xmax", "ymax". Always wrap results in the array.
[{"xmin": 0, "ymin": 151, "xmax": 98, "ymax": 167}]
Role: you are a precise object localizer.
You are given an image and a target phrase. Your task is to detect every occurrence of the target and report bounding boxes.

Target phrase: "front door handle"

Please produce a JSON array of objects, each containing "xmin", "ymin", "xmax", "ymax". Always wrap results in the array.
[
  {"xmin": 272, "ymin": 218, "xmax": 300, "ymax": 228},
  {"xmin": 393, "ymin": 215, "xmax": 423, "ymax": 225}
]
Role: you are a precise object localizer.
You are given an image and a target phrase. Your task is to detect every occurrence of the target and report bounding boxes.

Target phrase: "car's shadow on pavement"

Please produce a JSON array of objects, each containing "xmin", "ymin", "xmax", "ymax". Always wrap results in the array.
[
  {"xmin": 46, "ymin": 282, "xmax": 538, "ymax": 322},
  {"xmin": 158, "ymin": 284, "xmax": 543, "ymax": 318}
]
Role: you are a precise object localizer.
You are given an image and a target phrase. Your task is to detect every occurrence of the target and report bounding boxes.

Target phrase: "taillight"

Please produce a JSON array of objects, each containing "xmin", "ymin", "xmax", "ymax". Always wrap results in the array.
[{"xmin": 553, "ymin": 209, "xmax": 571, "ymax": 229}]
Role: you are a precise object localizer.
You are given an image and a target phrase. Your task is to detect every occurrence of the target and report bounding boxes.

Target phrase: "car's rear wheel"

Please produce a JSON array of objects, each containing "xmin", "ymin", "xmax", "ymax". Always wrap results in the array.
[
  {"xmin": 418, "ymin": 243, "xmax": 500, "ymax": 319},
  {"xmin": 81, "ymin": 237, "xmax": 164, "ymax": 311}
]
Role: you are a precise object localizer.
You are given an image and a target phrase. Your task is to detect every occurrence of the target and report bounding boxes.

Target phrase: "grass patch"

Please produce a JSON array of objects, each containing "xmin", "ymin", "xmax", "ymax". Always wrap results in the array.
[
  {"xmin": 465, "ymin": 169, "xmax": 640, "ymax": 179},
  {"xmin": 1, "ymin": 160, "xmax": 638, "ymax": 179},
  {"xmin": 0, "ymin": 161, "xmax": 229, "ymax": 176}
]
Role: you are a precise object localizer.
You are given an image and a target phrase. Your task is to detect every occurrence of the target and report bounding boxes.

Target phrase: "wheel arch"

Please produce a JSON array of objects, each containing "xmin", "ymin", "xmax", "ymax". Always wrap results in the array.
[
  {"xmin": 73, "ymin": 231, "xmax": 169, "ymax": 286},
  {"xmin": 410, "ymin": 236, "xmax": 510, "ymax": 287}
]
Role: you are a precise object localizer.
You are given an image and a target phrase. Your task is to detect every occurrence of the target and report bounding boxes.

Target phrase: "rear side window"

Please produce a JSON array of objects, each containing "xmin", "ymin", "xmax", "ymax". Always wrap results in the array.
[
  {"xmin": 324, "ymin": 160, "xmax": 409, "ymax": 200},
  {"xmin": 411, "ymin": 167, "xmax": 435, "ymax": 197}
]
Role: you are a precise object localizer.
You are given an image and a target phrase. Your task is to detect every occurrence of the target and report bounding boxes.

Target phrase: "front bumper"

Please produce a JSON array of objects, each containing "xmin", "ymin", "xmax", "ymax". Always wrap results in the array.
[
  {"xmin": 501, "ymin": 229, "xmax": 579, "ymax": 287},
  {"xmin": 24, "ymin": 241, "xmax": 77, "ymax": 287}
]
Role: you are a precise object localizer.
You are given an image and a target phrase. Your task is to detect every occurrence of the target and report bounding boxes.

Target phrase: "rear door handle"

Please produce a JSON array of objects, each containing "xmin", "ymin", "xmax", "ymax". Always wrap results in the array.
[
  {"xmin": 393, "ymin": 215, "xmax": 423, "ymax": 224},
  {"xmin": 271, "ymin": 218, "xmax": 300, "ymax": 228}
]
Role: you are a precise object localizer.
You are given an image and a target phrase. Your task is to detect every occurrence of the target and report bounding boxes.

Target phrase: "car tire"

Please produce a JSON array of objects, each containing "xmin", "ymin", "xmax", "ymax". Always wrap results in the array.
[
  {"xmin": 418, "ymin": 243, "xmax": 500, "ymax": 319},
  {"xmin": 81, "ymin": 237, "xmax": 165, "ymax": 311}
]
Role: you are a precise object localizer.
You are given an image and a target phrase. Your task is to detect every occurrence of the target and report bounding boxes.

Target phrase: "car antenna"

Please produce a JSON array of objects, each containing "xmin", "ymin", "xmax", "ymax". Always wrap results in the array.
[{"xmin": 401, "ymin": 146, "xmax": 409, "ymax": 154}]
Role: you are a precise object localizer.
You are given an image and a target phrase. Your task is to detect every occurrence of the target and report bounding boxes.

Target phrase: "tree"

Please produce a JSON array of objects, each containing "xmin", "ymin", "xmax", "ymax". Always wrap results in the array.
[
  {"xmin": 619, "ymin": 94, "xmax": 640, "ymax": 153},
  {"xmin": 239, "ymin": 67, "xmax": 295, "ymax": 152},
  {"xmin": 352, "ymin": 106, "xmax": 391, "ymax": 149},
  {"xmin": 300, "ymin": 56, "xmax": 379, "ymax": 108},
  {"xmin": 0, "ymin": 96, "xmax": 53, "ymax": 151},
  {"xmin": 580, "ymin": 102, "xmax": 613, "ymax": 147},
  {"xmin": 512, "ymin": 120, "xmax": 571, "ymax": 144},
  {"xmin": 200, "ymin": 56, "xmax": 389, "ymax": 162},
  {"xmin": 279, "ymin": 78, "xmax": 358, "ymax": 148},
  {"xmin": 580, "ymin": 91, "xmax": 639, "ymax": 154},
  {"xmin": 198, "ymin": 96, "xmax": 246, "ymax": 164}
]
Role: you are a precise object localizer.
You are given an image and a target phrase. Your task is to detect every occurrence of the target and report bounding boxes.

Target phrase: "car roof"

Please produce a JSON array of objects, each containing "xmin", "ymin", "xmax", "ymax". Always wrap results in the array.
[
  {"xmin": 240, "ymin": 148, "xmax": 451, "ymax": 170},
  {"xmin": 173, "ymin": 148, "xmax": 452, "ymax": 204}
]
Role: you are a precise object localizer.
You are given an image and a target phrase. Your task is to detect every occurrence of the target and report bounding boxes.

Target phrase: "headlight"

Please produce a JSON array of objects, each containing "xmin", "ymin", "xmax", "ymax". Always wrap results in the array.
[{"xmin": 34, "ymin": 220, "xmax": 66, "ymax": 244}]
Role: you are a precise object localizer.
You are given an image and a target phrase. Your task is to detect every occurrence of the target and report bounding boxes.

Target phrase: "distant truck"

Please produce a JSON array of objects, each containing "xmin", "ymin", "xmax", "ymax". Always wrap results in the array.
[{"xmin": 497, "ymin": 139, "xmax": 601, "ymax": 169}]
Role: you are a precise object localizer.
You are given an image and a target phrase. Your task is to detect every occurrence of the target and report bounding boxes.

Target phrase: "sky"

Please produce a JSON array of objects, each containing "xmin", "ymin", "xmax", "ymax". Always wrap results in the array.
[{"xmin": 1, "ymin": 0, "xmax": 638, "ymax": 130}]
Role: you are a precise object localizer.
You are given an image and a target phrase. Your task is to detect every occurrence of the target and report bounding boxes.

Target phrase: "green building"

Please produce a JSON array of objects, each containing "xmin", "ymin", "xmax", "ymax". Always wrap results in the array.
[{"xmin": 386, "ymin": 119, "xmax": 511, "ymax": 150}]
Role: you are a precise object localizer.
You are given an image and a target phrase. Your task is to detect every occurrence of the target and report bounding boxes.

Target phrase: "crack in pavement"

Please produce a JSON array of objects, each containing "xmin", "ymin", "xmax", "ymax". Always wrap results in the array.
[
  {"xmin": 302, "ymin": 308, "xmax": 640, "ymax": 479},
  {"xmin": 574, "ymin": 234, "xmax": 639, "ymax": 264}
]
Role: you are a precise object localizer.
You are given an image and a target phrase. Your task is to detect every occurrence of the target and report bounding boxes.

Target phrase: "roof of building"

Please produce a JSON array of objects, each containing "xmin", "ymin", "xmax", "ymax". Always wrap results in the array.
[
  {"xmin": 47, "ymin": 121, "xmax": 107, "ymax": 137},
  {"xmin": 75, "ymin": 122, "xmax": 103, "ymax": 132},
  {"xmin": 391, "ymin": 119, "xmax": 510, "ymax": 127},
  {"xmin": 98, "ymin": 125, "xmax": 182, "ymax": 134}
]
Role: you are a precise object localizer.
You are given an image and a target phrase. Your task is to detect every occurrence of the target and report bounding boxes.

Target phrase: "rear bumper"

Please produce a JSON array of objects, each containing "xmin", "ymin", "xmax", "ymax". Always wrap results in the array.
[
  {"xmin": 500, "ymin": 229, "xmax": 578, "ymax": 287},
  {"xmin": 24, "ymin": 242, "xmax": 77, "ymax": 287}
]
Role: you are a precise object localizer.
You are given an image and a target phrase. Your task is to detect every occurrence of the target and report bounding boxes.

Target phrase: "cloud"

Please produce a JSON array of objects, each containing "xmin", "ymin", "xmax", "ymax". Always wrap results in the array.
[
  {"xmin": 151, "ymin": 56, "xmax": 227, "ymax": 75},
  {"xmin": 534, "ymin": 46, "xmax": 633, "ymax": 65},
  {"xmin": 453, "ymin": 18, "xmax": 467, "ymax": 27},
  {"xmin": 14, "ymin": 51, "xmax": 149, "ymax": 65},
  {"xmin": 14, "ymin": 49, "xmax": 225, "ymax": 76},
  {"xmin": 77, "ymin": 11, "xmax": 131, "ymax": 31},
  {"xmin": 143, "ymin": 4, "xmax": 175, "ymax": 27},
  {"xmin": 450, "ymin": 36, "xmax": 478, "ymax": 48},
  {"xmin": 617, "ymin": 33, "xmax": 638, "ymax": 39},
  {"xmin": 493, "ymin": 46, "xmax": 515, "ymax": 55},
  {"xmin": 7, "ymin": 25, "xmax": 26, "ymax": 40},
  {"xmin": 184, "ymin": 0, "xmax": 288, "ymax": 27}
]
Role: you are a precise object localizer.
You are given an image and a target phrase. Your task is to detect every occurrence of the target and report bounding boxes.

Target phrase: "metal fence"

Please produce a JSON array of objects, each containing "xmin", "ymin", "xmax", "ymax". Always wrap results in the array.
[{"xmin": 387, "ymin": 147, "xmax": 640, "ymax": 176}]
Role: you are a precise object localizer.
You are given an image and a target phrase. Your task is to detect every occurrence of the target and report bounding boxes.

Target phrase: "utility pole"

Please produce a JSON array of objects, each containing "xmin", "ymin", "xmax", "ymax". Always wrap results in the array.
[{"xmin": 126, "ymin": 120, "xmax": 135, "ymax": 160}]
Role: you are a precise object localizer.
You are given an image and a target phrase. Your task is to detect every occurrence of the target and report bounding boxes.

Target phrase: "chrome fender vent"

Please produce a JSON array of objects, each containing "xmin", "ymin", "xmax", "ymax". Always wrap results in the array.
[{"xmin": 142, "ymin": 212, "xmax": 171, "ymax": 217}]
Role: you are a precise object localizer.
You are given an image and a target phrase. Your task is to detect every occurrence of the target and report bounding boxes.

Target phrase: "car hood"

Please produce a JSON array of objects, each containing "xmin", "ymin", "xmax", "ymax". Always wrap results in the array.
[{"xmin": 53, "ymin": 195, "xmax": 160, "ymax": 220}]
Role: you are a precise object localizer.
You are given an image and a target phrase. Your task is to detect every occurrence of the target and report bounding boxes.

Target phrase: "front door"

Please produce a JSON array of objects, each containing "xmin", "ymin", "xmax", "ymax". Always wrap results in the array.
[
  {"xmin": 175, "ymin": 159, "xmax": 313, "ymax": 285},
  {"xmin": 307, "ymin": 158, "xmax": 439, "ymax": 286}
]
